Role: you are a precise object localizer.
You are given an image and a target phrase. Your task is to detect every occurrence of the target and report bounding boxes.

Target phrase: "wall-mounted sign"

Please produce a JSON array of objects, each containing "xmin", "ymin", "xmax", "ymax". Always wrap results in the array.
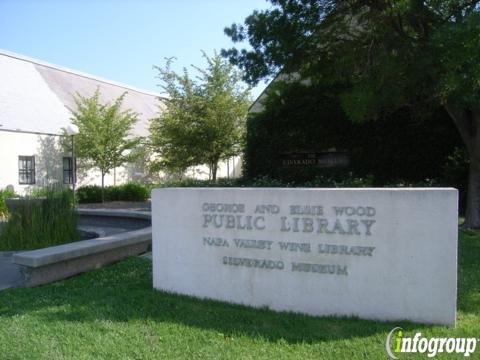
[{"xmin": 280, "ymin": 152, "xmax": 349, "ymax": 168}]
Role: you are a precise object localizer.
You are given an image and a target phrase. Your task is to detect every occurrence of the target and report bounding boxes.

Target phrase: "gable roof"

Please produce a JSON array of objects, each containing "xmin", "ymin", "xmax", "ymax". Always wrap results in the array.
[
  {"xmin": 248, "ymin": 72, "xmax": 305, "ymax": 114},
  {"xmin": 0, "ymin": 49, "xmax": 164, "ymax": 136}
]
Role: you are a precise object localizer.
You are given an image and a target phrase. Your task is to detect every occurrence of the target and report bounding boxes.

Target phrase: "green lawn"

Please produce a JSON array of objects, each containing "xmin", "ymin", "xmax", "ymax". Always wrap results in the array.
[{"xmin": 0, "ymin": 231, "xmax": 479, "ymax": 359}]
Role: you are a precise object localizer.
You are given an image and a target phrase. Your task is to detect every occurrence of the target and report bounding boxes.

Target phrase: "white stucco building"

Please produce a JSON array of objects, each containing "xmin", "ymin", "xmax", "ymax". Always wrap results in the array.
[{"xmin": 0, "ymin": 50, "xmax": 241, "ymax": 194}]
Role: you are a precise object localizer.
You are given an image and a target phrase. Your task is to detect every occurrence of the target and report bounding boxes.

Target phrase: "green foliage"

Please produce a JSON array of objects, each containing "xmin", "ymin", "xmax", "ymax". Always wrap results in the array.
[
  {"xmin": 76, "ymin": 185, "xmax": 103, "ymax": 204},
  {"xmin": 444, "ymin": 147, "xmax": 470, "ymax": 213},
  {"xmin": 223, "ymin": 0, "xmax": 480, "ymax": 227},
  {"xmin": 254, "ymin": 173, "xmax": 375, "ymax": 187},
  {"xmin": 0, "ymin": 188, "xmax": 15, "ymax": 218},
  {"xmin": 434, "ymin": 11, "xmax": 480, "ymax": 108},
  {"xmin": 150, "ymin": 52, "xmax": 250, "ymax": 180},
  {"xmin": 117, "ymin": 183, "xmax": 149, "ymax": 202},
  {"xmin": 247, "ymin": 175, "xmax": 291, "ymax": 188},
  {"xmin": 154, "ymin": 173, "xmax": 374, "ymax": 189},
  {"xmin": 0, "ymin": 186, "xmax": 79, "ymax": 251},
  {"xmin": 156, "ymin": 177, "xmax": 243, "ymax": 188},
  {"xmin": 223, "ymin": 1, "xmax": 480, "ymax": 111},
  {"xmin": 244, "ymin": 81, "xmax": 463, "ymax": 184},
  {"xmin": 76, "ymin": 183, "xmax": 149, "ymax": 203},
  {"xmin": 0, "ymin": 231, "xmax": 479, "ymax": 358},
  {"xmin": 69, "ymin": 88, "xmax": 140, "ymax": 195},
  {"xmin": 301, "ymin": 174, "xmax": 375, "ymax": 188}
]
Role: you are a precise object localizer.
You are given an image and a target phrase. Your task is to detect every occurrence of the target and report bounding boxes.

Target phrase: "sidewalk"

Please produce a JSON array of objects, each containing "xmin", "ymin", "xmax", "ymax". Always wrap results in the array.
[{"xmin": 77, "ymin": 201, "xmax": 151, "ymax": 212}]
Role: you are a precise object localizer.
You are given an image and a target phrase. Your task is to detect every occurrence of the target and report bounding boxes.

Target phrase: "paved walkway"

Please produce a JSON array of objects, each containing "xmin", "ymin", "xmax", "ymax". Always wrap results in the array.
[
  {"xmin": 77, "ymin": 201, "xmax": 151, "ymax": 211},
  {"xmin": 139, "ymin": 252, "xmax": 152, "ymax": 260}
]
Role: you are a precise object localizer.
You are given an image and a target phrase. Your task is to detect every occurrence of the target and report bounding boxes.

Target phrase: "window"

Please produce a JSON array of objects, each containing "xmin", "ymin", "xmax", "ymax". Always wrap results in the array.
[
  {"xmin": 18, "ymin": 156, "xmax": 35, "ymax": 185},
  {"xmin": 63, "ymin": 157, "xmax": 76, "ymax": 184}
]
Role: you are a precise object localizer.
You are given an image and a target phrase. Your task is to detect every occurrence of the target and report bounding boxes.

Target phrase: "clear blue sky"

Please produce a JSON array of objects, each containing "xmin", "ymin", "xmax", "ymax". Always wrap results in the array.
[{"xmin": 0, "ymin": 0, "xmax": 271, "ymax": 99}]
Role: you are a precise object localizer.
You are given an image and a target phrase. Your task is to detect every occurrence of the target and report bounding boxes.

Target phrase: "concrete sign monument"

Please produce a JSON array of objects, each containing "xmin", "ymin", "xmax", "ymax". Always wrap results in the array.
[{"xmin": 152, "ymin": 188, "xmax": 457, "ymax": 325}]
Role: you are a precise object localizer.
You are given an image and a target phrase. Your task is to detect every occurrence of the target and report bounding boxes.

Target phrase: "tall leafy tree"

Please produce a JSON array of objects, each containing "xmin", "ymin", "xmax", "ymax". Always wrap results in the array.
[
  {"xmin": 150, "ymin": 52, "xmax": 250, "ymax": 181},
  {"xmin": 70, "ymin": 89, "xmax": 140, "ymax": 200},
  {"xmin": 223, "ymin": 0, "xmax": 480, "ymax": 227}
]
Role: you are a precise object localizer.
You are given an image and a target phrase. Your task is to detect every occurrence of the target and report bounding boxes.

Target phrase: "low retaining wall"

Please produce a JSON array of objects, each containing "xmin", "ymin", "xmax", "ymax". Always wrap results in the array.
[{"xmin": 10, "ymin": 209, "xmax": 151, "ymax": 287}]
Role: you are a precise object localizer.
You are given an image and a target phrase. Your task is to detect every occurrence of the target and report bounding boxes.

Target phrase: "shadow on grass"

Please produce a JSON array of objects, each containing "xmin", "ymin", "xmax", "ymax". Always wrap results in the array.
[
  {"xmin": 457, "ymin": 230, "xmax": 480, "ymax": 315},
  {"xmin": 1, "ymin": 230, "xmax": 478, "ymax": 344},
  {"xmin": 0, "ymin": 261, "xmax": 431, "ymax": 345}
]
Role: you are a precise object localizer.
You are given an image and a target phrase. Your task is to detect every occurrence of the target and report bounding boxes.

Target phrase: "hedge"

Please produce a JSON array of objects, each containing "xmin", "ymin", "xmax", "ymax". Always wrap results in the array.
[
  {"xmin": 76, "ymin": 183, "xmax": 149, "ymax": 203},
  {"xmin": 244, "ymin": 81, "xmax": 464, "ymax": 185}
]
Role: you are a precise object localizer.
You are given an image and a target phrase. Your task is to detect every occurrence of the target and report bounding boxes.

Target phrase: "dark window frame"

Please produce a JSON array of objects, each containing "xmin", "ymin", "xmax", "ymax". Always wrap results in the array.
[
  {"xmin": 18, "ymin": 156, "xmax": 36, "ymax": 185},
  {"xmin": 63, "ymin": 156, "xmax": 76, "ymax": 185}
]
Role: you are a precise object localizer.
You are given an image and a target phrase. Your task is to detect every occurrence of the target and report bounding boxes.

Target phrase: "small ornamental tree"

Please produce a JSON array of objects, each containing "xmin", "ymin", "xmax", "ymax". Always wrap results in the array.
[
  {"xmin": 70, "ymin": 89, "xmax": 140, "ymax": 201},
  {"xmin": 150, "ymin": 52, "xmax": 250, "ymax": 181}
]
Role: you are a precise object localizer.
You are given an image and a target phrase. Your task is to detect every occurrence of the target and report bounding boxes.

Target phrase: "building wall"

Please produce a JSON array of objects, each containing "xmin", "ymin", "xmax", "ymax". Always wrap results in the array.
[
  {"xmin": 0, "ymin": 131, "xmax": 140, "ymax": 194},
  {"xmin": 0, "ymin": 131, "xmax": 57, "ymax": 194},
  {"xmin": 0, "ymin": 130, "xmax": 244, "ymax": 195},
  {"xmin": 186, "ymin": 157, "xmax": 243, "ymax": 180}
]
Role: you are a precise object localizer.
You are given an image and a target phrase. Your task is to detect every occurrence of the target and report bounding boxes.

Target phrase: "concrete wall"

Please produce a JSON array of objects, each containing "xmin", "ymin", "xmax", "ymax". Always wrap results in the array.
[{"xmin": 152, "ymin": 188, "xmax": 458, "ymax": 325}]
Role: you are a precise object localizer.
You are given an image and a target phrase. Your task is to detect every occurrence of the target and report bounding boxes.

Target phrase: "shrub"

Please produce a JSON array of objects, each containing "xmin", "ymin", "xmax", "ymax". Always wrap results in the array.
[
  {"xmin": 76, "ymin": 183, "xmax": 149, "ymax": 203},
  {"xmin": 106, "ymin": 186, "xmax": 123, "ymax": 201},
  {"xmin": 443, "ymin": 147, "xmax": 469, "ymax": 214},
  {"xmin": 0, "ymin": 186, "xmax": 79, "ymax": 251},
  {"xmin": 77, "ymin": 185, "xmax": 103, "ymax": 204},
  {"xmin": 0, "ymin": 187, "xmax": 16, "ymax": 218},
  {"xmin": 384, "ymin": 178, "xmax": 440, "ymax": 187},
  {"xmin": 118, "ymin": 183, "xmax": 149, "ymax": 201},
  {"xmin": 153, "ymin": 174, "xmax": 375, "ymax": 189},
  {"xmin": 244, "ymin": 81, "xmax": 463, "ymax": 185},
  {"xmin": 302, "ymin": 173, "xmax": 375, "ymax": 188},
  {"xmin": 248, "ymin": 176, "xmax": 291, "ymax": 187},
  {"xmin": 156, "ymin": 178, "xmax": 243, "ymax": 188}
]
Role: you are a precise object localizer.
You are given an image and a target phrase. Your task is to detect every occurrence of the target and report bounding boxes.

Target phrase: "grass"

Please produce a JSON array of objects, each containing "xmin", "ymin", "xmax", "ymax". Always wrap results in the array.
[{"xmin": 0, "ymin": 230, "xmax": 478, "ymax": 359}]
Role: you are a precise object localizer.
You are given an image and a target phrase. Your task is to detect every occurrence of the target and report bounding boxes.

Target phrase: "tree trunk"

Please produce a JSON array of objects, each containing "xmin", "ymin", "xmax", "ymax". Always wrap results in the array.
[
  {"xmin": 445, "ymin": 103, "xmax": 480, "ymax": 228},
  {"xmin": 465, "ymin": 157, "xmax": 480, "ymax": 228},
  {"xmin": 101, "ymin": 171, "xmax": 105, "ymax": 203},
  {"xmin": 211, "ymin": 162, "xmax": 218, "ymax": 182}
]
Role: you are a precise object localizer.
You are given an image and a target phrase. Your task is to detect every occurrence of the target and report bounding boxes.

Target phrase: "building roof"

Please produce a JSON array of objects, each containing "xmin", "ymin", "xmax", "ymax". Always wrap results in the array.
[
  {"xmin": 248, "ymin": 72, "xmax": 303, "ymax": 114},
  {"xmin": 0, "ymin": 49, "xmax": 164, "ymax": 136}
]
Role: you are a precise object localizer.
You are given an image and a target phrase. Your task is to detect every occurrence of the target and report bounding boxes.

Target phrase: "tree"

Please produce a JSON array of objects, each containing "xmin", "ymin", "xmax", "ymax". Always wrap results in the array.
[
  {"xmin": 150, "ymin": 52, "xmax": 250, "ymax": 181},
  {"xmin": 223, "ymin": 0, "xmax": 480, "ymax": 227},
  {"xmin": 70, "ymin": 89, "xmax": 140, "ymax": 201}
]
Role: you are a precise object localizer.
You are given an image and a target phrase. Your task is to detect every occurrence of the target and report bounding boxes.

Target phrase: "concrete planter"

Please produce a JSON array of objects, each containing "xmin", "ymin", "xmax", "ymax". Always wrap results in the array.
[{"xmin": 2, "ymin": 209, "xmax": 151, "ymax": 289}]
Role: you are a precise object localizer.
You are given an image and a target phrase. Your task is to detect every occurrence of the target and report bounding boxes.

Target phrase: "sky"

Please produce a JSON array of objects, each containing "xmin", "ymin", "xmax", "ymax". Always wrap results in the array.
[{"xmin": 0, "ymin": 0, "xmax": 271, "ymax": 100}]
